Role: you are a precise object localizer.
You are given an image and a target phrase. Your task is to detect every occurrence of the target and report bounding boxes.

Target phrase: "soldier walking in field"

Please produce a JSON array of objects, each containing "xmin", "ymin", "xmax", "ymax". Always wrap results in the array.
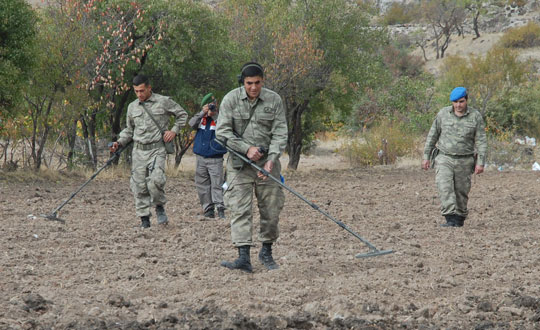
[
  {"xmin": 110, "ymin": 74, "xmax": 188, "ymax": 228},
  {"xmin": 422, "ymin": 87, "xmax": 487, "ymax": 227},
  {"xmin": 216, "ymin": 62, "xmax": 288, "ymax": 272}
]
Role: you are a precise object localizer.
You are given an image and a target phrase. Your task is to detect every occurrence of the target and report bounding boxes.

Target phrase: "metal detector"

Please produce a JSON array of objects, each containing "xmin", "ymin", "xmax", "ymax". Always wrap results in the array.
[
  {"xmin": 218, "ymin": 140, "xmax": 394, "ymax": 258},
  {"xmin": 39, "ymin": 141, "xmax": 133, "ymax": 223}
]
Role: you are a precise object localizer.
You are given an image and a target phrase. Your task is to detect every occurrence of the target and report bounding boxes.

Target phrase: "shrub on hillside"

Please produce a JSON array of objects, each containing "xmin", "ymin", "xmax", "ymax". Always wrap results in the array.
[
  {"xmin": 378, "ymin": 3, "xmax": 419, "ymax": 26},
  {"xmin": 338, "ymin": 120, "xmax": 418, "ymax": 167},
  {"xmin": 499, "ymin": 22, "xmax": 540, "ymax": 48}
]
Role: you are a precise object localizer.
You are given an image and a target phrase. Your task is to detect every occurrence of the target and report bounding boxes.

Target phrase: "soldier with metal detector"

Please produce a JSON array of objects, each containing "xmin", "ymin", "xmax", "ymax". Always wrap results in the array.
[
  {"xmin": 216, "ymin": 62, "xmax": 288, "ymax": 272},
  {"xmin": 422, "ymin": 87, "xmax": 487, "ymax": 227},
  {"xmin": 109, "ymin": 74, "xmax": 188, "ymax": 228}
]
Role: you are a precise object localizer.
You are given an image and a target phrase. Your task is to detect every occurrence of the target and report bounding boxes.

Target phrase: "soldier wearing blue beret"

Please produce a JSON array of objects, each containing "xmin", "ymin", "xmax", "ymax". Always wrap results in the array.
[{"xmin": 422, "ymin": 87, "xmax": 488, "ymax": 227}]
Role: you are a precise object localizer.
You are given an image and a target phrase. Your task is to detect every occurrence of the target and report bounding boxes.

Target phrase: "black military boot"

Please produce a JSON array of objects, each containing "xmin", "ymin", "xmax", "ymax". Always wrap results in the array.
[
  {"xmin": 204, "ymin": 207, "xmax": 215, "ymax": 219},
  {"xmin": 259, "ymin": 242, "xmax": 279, "ymax": 270},
  {"xmin": 221, "ymin": 246, "xmax": 252, "ymax": 273},
  {"xmin": 140, "ymin": 216, "xmax": 151, "ymax": 228},
  {"xmin": 156, "ymin": 205, "xmax": 168, "ymax": 225},
  {"xmin": 440, "ymin": 215, "xmax": 456, "ymax": 227},
  {"xmin": 454, "ymin": 215, "xmax": 465, "ymax": 227},
  {"xmin": 217, "ymin": 207, "xmax": 226, "ymax": 220}
]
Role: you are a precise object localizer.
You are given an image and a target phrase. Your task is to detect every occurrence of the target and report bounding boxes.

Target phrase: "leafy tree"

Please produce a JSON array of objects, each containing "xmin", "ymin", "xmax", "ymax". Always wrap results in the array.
[
  {"xmin": 0, "ymin": 0, "xmax": 37, "ymax": 114},
  {"xmin": 143, "ymin": 0, "xmax": 238, "ymax": 167},
  {"xmin": 440, "ymin": 47, "xmax": 532, "ymax": 115},
  {"xmin": 222, "ymin": 0, "xmax": 386, "ymax": 169},
  {"xmin": 22, "ymin": 11, "xmax": 90, "ymax": 170}
]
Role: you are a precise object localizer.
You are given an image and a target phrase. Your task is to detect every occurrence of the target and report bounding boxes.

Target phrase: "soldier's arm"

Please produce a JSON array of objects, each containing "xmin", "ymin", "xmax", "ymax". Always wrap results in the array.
[
  {"xmin": 188, "ymin": 110, "xmax": 205, "ymax": 129},
  {"xmin": 215, "ymin": 92, "xmax": 251, "ymax": 154},
  {"xmin": 474, "ymin": 112, "xmax": 488, "ymax": 166},
  {"xmin": 267, "ymin": 97, "xmax": 288, "ymax": 163},
  {"xmin": 166, "ymin": 98, "xmax": 188, "ymax": 134},
  {"xmin": 423, "ymin": 114, "xmax": 441, "ymax": 160},
  {"xmin": 117, "ymin": 107, "xmax": 134, "ymax": 146}
]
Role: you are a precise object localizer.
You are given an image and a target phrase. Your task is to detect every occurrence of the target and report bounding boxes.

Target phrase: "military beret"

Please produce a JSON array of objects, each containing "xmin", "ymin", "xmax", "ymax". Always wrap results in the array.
[
  {"xmin": 201, "ymin": 93, "xmax": 215, "ymax": 107},
  {"xmin": 450, "ymin": 87, "xmax": 467, "ymax": 102}
]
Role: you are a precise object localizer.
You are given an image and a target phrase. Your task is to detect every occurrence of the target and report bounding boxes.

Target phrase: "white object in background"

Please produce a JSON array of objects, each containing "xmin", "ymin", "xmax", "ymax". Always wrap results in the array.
[
  {"xmin": 525, "ymin": 136, "xmax": 537, "ymax": 146},
  {"xmin": 532, "ymin": 162, "xmax": 540, "ymax": 171}
]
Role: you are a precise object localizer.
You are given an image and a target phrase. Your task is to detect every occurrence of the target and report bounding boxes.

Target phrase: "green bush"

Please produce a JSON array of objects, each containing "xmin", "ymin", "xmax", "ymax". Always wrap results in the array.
[
  {"xmin": 499, "ymin": 22, "xmax": 540, "ymax": 48},
  {"xmin": 338, "ymin": 120, "xmax": 418, "ymax": 167},
  {"xmin": 378, "ymin": 3, "xmax": 418, "ymax": 26}
]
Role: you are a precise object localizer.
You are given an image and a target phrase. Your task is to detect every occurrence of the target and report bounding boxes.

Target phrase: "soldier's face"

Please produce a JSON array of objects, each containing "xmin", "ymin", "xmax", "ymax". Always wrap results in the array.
[
  {"xmin": 134, "ymin": 83, "xmax": 152, "ymax": 102},
  {"xmin": 243, "ymin": 76, "xmax": 263, "ymax": 100},
  {"xmin": 452, "ymin": 97, "xmax": 467, "ymax": 114}
]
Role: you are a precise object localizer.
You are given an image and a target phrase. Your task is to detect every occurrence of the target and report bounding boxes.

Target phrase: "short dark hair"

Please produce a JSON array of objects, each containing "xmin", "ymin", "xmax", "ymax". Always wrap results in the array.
[
  {"xmin": 241, "ymin": 62, "xmax": 264, "ymax": 79},
  {"xmin": 133, "ymin": 74, "xmax": 149, "ymax": 86}
]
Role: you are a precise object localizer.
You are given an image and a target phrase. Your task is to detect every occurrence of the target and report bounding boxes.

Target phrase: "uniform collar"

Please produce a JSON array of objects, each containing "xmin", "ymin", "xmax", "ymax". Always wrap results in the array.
[
  {"xmin": 240, "ymin": 87, "xmax": 266, "ymax": 102},
  {"xmin": 139, "ymin": 92, "xmax": 156, "ymax": 105},
  {"xmin": 448, "ymin": 105, "xmax": 470, "ymax": 117}
]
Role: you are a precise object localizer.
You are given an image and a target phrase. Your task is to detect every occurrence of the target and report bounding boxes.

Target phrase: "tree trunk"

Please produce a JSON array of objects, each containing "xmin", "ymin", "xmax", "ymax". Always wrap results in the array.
[
  {"xmin": 67, "ymin": 119, "xmax": 78, "ymax": 169},
  {"xmin": 473, "ymin": 10, "xmax": 481, "ymax": 39},
  {"xmin": 35, "ymin": 99, "xmax": 54, "ymax": 170},
  {"xmin": 286, "ymin": 100, "xmax": 309, "ymax": 170}
]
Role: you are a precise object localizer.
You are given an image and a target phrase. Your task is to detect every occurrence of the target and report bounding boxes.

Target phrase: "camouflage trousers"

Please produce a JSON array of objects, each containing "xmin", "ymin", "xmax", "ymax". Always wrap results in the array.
[
  {"xmin": 224, "ymin": 159, "xmax": 285, "ymax": 247},
  {"xmin": 130, "ymin": 147, "xmax": 167, "ymax": 217},
  {"xmin": 195, "ymin": 155, "xmax": 225, "ymax": 212},
  {"xmin": 435, "ymin": 153, "xmax": 475, "ymax": 218}
]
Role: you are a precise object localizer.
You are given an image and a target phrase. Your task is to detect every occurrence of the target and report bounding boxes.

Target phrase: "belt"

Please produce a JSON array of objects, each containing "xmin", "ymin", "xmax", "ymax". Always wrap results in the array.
[
  {"xmin": 134, "ymin": 141, "xmax": 164, "ymax": 150},
  {"xmin": 440, "ymin": 151, "xmax": 473, "ymax": 158}
]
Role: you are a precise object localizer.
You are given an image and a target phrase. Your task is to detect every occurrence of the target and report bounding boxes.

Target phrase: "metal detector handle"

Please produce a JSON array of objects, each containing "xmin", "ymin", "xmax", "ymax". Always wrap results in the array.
[
  {"xmin": 216, "ymin": 139, "xmax": 381, "ymax": 251},
  {"xmin": 49, "ymin": 140, "xmax": 132, "ymax": 216}
]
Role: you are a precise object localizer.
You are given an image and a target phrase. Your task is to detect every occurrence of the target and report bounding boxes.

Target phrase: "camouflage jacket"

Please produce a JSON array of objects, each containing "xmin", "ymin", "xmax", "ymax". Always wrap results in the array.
[
  {"xmin": 215, "ymin": 86, "xmax": 288, "ymax": 163},
  {"xmin": 118, "ymin": 93, "xmax": 188, "ymax": 146},
  {"xmin": 423, "ymin": 106, "xmax": 488, "ymax": 166}
]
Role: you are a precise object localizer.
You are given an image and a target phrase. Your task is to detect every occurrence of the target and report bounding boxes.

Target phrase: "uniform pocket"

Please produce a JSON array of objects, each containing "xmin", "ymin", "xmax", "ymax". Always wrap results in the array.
[
  {"xmin": 460, "ymin": 124, "xmax": 476, "ymax": 138},
  {"xmin": 257, "ymin": 111, "xmax": 275, "ymax": 130}
]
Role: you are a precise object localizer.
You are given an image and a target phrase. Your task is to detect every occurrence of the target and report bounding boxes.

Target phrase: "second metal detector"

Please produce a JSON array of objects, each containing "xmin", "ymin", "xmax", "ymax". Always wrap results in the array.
[{"xmin": 39, "ymin": 141, "xmax": 132, "ymax": 223}]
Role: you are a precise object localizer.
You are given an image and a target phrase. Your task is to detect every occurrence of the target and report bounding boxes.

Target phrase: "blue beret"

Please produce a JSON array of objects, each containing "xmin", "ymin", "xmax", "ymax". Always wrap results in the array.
[{"xmin": 450, "ymin": 87, "xmax": 467, "ymax": 101}]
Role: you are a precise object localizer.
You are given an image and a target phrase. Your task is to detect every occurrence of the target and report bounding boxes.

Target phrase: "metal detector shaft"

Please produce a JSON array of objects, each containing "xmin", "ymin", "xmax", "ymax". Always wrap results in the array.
[
  {"xmin": 41, "ymin": 141, "xmax": 133, "ymax": 222},
  {"xmin": 218, "ymin": 140, "xmax": 393, "ymax": 258}
]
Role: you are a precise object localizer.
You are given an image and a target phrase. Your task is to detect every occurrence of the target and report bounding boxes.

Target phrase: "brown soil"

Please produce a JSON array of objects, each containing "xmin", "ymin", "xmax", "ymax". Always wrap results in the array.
[{"xmin": 1, "ymin": 155, "xmax": 540, "ymax": 329}]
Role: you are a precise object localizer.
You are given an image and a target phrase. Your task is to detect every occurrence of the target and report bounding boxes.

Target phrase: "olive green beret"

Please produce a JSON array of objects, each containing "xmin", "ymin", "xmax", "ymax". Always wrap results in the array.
[{"xmin": 201, "ymin": 93, "xmax": 215, "ymax": 107}]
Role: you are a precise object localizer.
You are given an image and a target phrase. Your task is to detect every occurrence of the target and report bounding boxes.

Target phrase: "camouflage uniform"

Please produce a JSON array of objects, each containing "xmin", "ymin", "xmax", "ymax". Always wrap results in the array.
[
  {"xmin": 117, "ymin": 93, "xmax": 188, "ymax": 217},
  {"xmin": 216, "ymin": 86, "xmax": 288, "ymax": 247},
  {"xmin": 423, "ymin": 105, "xmax": 487, "ymax": 218}
]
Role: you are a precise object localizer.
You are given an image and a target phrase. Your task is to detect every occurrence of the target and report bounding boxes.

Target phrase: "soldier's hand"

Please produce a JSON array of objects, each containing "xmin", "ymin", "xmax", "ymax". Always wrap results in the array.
[
  {"xmin": 109, "ymin": 142, "xmax": 120, "ymax": 153},
  {"xmin": 421, "ymin": 159, "xmax": 430, "ymax": 170},
  {"xmin": 163, "ymin": 130, "xmax": 176, "ymax": 143},
  {"xmin": 474, "ymin": 165, "xmax": 484, "ymax": 175},
  {"xmin": 202, "ymin": 104, "xmax": 209, "ymax": 115},
  {"xmin": 258, "ymin": 160, "xmax": 274, "ymax": 180},
  {"xmin": 247, "ymin": 146, "xmax": 263, "ymax": 161}
]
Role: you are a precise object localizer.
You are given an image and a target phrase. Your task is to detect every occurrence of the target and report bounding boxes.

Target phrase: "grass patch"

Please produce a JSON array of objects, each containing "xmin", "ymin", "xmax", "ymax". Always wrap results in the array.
[
  {"xmin": 499, "ymin": 22, "xmax": 540, "ymax": 48},
  {"xmin": 338, "ymin": 121, "xmax": 419, "ymax": 167}
]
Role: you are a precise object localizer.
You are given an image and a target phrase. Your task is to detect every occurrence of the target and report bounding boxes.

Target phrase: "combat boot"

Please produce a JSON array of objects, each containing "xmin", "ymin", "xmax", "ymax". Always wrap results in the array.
[
  {"xmin": 204, "ymin": 207, "xmax": 215, "ymax": 219},
  {"xmin": 221, "ymin": 246, "xmax": 252, "ymax": 273},
  {"xmin": 454, "ymin": 215, "xmax": 465, "ymax": 227},
  {"xmin": 141, "ymin": 216, "xmax": 151, "ymax": 228},
  {"xmin": 259, "ymin": 242, "xmax": 279, "ymax": 270},
  {"xmin": 217, "ymin": 207, "xmax": 226, "ymax": 220},
  {"xmin": 440, "ymin": 215, "xmax": 456, "ymax": 227},
  {"xmin": 156, "ymin": 205, "xmax": 168, "ymax": 225}
]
